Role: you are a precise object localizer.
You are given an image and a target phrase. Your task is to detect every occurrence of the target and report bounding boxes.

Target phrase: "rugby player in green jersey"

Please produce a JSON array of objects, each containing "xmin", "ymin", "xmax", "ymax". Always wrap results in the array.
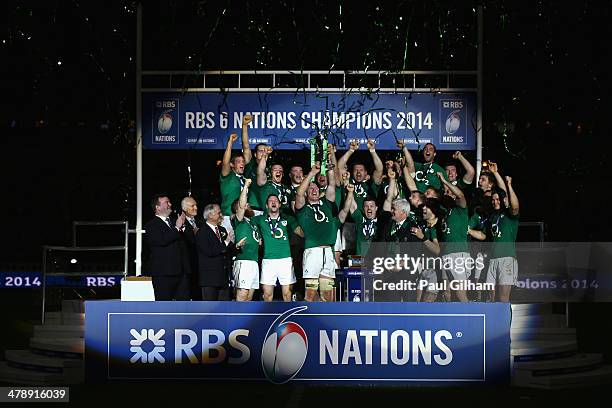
[
  {"xmin": 252, "ymin": 192, "xmax": 304, "ymax": 302},
  {"xmin": 337, "ymin": 139, "xmax": 384, "ymax": 253},
  {"xmin": 471, "ymin": 161, "xmax": 502, "ymax": 215},
  {"xmin": 400, "ymin": 141, "xmax": 449, "ymax": 193},
  {"xmin": 219, "ymin": 132, "xmax": 246, "ymax": 241},
  {"xmin": 295, "ymin": 162, "xmax": 338, "ymax": 302},
  {"xmin": 231, "ymin": 178, "xmax": 261, "ymax": 301},
  {"xmin": 438, "ymin": 172, "xmax": 470, "ymax": 302},
  {"xmin": 444, "ymin": 150, "xmax": 476, "ymax": 192},
  {"xmin": 339, "ymin": 169, "xmax": 397, "ymax": 255},
  {"xmin": 401, "ymin": 156, "xmax": 428, "ymax": 231},
  {"xmin": 487, "ymin": 175, "xmax": 520, "ymax": 303},
  {"xmin": 255, "ymin": 150, "xmax": 293, "ymax": 213},
  {"xmin": 379, "ymin": 159, "xmax": 405, "ymax": 203},
  {"xmin": 240, "ymin": 114, "xmax": 275, "ymax": 212},
  {"xmin": 287, "ymin": 164, "xmax": 304, "ymax": 211},
  {"xmin": 413, "ymin": 198, "xmax": 442, "ymax": 303}
]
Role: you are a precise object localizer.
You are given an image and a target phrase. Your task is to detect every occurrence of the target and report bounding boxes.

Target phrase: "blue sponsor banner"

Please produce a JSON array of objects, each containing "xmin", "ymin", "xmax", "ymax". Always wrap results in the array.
[
  {"xmin": 142, "ymin": 92, "xmax": 476, "ymax": 151},
  {"xmin": 0, "ymin": 271, "xmax": 121, "ymax": 288},
  {"xmin": 86, "ymin": 301, "xmax": 509, "ymax": 385}
]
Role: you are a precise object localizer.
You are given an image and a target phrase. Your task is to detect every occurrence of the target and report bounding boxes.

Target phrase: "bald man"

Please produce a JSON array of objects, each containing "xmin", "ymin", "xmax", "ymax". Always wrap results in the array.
[{"xmin": 181, "ymin": 196, "xmax": 204, "ymax": 300}]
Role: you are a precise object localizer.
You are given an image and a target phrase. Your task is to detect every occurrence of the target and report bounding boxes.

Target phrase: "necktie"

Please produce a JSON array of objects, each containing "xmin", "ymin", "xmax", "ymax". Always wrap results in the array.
[
  {"xmin": 215, "ymin": 226, "xmax": 222, "ymax": 241},
  {"xmin": 391, "ymin": 222, "xmax": 400, "ymax": 236},
  {"xmin": 165, "ymin": 217, "xmax": 173, "ymax": 229},
  {"xmin": 189, "ymin": 218, "xmax": 198, "ymax": 234}
]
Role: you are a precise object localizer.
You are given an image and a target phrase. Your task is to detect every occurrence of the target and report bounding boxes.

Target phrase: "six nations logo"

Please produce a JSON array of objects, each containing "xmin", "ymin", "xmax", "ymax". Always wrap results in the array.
[{"xmin": 261, "ymin": 306, "xmax": 309, "ymax": 384}]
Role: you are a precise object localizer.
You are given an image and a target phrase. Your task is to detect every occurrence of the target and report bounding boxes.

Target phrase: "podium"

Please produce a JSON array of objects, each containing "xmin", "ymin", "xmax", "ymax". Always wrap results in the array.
[
  {"xmin": 336, "ymin": 268, "xmax": 374, "ymax": 302},
  {"xmin": 120, "ymin": 276, "xmax": 155, "ymax": 301}
]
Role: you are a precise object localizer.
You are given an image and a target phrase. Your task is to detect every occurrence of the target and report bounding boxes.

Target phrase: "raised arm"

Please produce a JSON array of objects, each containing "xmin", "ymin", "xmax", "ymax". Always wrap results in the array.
[
  {"xmin": 339, "ymin": 184, "xmax": 357, "ymax": 223},
  {"xmin": 221, "ymin": 133, "xmax": 238, "ymax": 177},
  {"xmin": 397, "ymin": 139, "xmax": 415, "ymax": 174},
  {"xmin": 256, "ymin": 150, "xmax": 269, "ymax": 187},
  {"xmin": 337, "ymin": 140, "xmax": 359, "ymax": 176},
  {"xmin": 402, "ymin": 163, "xmax": 418, "ymax": 193},
  {"xmin": 488, "ymin": 162, "xmax": 507, "ymax": 194},
  {"xmin": 367, "ymin": 139, "xmax": 384, "ymax": 185},
  {"xmin": 453, "ymin": 151, "xmax": 475, "ymax": 185},
  {"xmin": 438, "ymin": 172, "xmax": 467, "ymax": 208},
  {"xmin": 383, "ymin": 170, "xmax": 397, "ymax": 212},
  {"xmin": 241, "ymin": 115, "xmax": 253, "ymax": 164},
  {"xmin": 506, "ymin": 176, "xmax": 519, "ymax": 216},
  {"xmin": 236, "ymin": 179, "xmax": 252, "ymax": 222},
  {"xmin": 325, "ymin": 149, "xmax": 336, "ymax": 202},
  {"xmin": 295, "ymin": 163, "xmax": 320, "ymax": 210},
  {"xmin": 328, "ymin": 144, "xmax": 342, "ymax": 187}
]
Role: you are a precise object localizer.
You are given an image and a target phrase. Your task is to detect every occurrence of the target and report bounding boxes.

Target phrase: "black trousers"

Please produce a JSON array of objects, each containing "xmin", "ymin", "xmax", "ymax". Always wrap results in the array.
[
  {"xmin": 152, "ymin": 274, "xmax": 190, "ymax": 301},
  {"xmin": 290, "ymin": 236, "xmax": 305, "ymax": 299},
  {"xmin": 201, "ymin": 286, "xmax": 231, "ymax": 301}
]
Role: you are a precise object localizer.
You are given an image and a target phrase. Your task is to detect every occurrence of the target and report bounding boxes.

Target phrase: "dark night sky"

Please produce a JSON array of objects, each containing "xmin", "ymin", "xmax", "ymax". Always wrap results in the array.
[{"xmin": 2, "ymin": 0, "xmax": 611, "ymax": 265}]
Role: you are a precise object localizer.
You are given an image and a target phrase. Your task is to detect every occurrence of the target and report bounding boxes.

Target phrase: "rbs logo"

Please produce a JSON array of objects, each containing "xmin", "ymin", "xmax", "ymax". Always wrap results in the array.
[
  {"xmin": 442, "ymin": 101, "xmax": 464, "ymax": 109},
  {"xmin": 112, "ymin": 305, "xmax": 484, "ymax": 384}
]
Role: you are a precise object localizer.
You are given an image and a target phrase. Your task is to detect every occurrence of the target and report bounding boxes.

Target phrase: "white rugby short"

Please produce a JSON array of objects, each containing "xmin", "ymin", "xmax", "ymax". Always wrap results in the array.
[
  {"xmin": 419, "ymin": 269, "xmax": 439, "ymax": 294},
  {"xmin": 260, "ymin": 257, "xmax": 296, "ymax": 286},
  {"xmin": 303, "ymin": 247, "xmax": 336, "ymax": 279},
  {"xmin": 486, "ymin": 257, "xmax": 518, "ymax": 286},
  {"xmin": 442, "ymin": 252, "xmax": 472, "ymax": 281},
  {"xmin": 233, "ymin": 260, "xmax": 259, "ymax": 290}
]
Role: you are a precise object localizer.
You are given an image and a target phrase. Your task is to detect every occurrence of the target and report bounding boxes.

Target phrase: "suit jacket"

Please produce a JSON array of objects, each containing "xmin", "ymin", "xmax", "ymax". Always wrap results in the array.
[
  {"xmin": 182, "ymin": 216, "xmax": 204, "ymax": 273},
  {"xmin": 196, "ymin": 223, "xmax": 234, "ymax": 287},
  {"xmin": 376, "ymin": 211, "xmax": 421, "ymax": 243},
  {"xmin": 144, "ymin": 216, "xmax": 190, "ymax": 276}
]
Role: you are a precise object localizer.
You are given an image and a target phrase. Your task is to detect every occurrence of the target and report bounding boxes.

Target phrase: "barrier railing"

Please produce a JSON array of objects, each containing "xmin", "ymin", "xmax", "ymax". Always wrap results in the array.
[{"xmin": 41, "ymin": 221, "xmax": 129, "ymax": 323}]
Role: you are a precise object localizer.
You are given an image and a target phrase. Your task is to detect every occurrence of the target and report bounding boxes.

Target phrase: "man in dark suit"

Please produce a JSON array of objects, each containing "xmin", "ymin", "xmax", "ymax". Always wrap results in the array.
[
  {"xmin": 376, "ymin": 198, "xmax": 421, "ymax": 244},
  {"xmin": 181, "ymin": 196, "xmax": 204, "ymax": 300},
  {"xmin": 196, "ymin": 203, "xmax": 235, "ymax": 301},
  {"xmin": 144, "ymin": 194, "xmax": 191, "ymax": 300},
  {"xmin": 374, "ymin": 198, "xmax": 422, "ymax": 302}
]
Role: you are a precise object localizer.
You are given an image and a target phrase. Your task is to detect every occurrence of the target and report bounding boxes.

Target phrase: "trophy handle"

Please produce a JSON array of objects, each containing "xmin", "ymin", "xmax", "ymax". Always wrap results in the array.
[{"xmin": 310, "ymin": 133, "xmax": 329, "ymax": 178}]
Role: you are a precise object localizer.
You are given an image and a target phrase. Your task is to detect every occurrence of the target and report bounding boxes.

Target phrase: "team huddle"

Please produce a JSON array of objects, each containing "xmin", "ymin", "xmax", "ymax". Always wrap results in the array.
[{"xmin": 146, "ymin": 114, "xmax": 520, "ymax": 303}]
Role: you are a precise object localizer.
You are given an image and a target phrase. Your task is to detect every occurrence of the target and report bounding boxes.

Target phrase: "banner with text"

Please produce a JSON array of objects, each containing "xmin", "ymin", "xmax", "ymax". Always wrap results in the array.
[
  {"xmin": 142, "ymin": 92, "xmax": 476, "ymax": 150},
  {"xmin": 85, "ymin": 301, "xmax": 509, "ymax": 385}
]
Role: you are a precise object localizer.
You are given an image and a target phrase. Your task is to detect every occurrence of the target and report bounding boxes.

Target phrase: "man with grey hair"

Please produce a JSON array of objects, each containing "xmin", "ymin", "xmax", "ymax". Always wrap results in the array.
[
  {"xmin": 376, "ymin": 197, "xmax": 424, "ymax": 245},
  {"xmin": 180, "ymin": 196, "xmax": 203, "ymax": 300},
  {"xmin": 195, "ymin": 203, "xmax": 235, "ymax": 300},
  {"xmin": 373, "ymin": 197, "xmax": 422, "ymax": 303}
]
